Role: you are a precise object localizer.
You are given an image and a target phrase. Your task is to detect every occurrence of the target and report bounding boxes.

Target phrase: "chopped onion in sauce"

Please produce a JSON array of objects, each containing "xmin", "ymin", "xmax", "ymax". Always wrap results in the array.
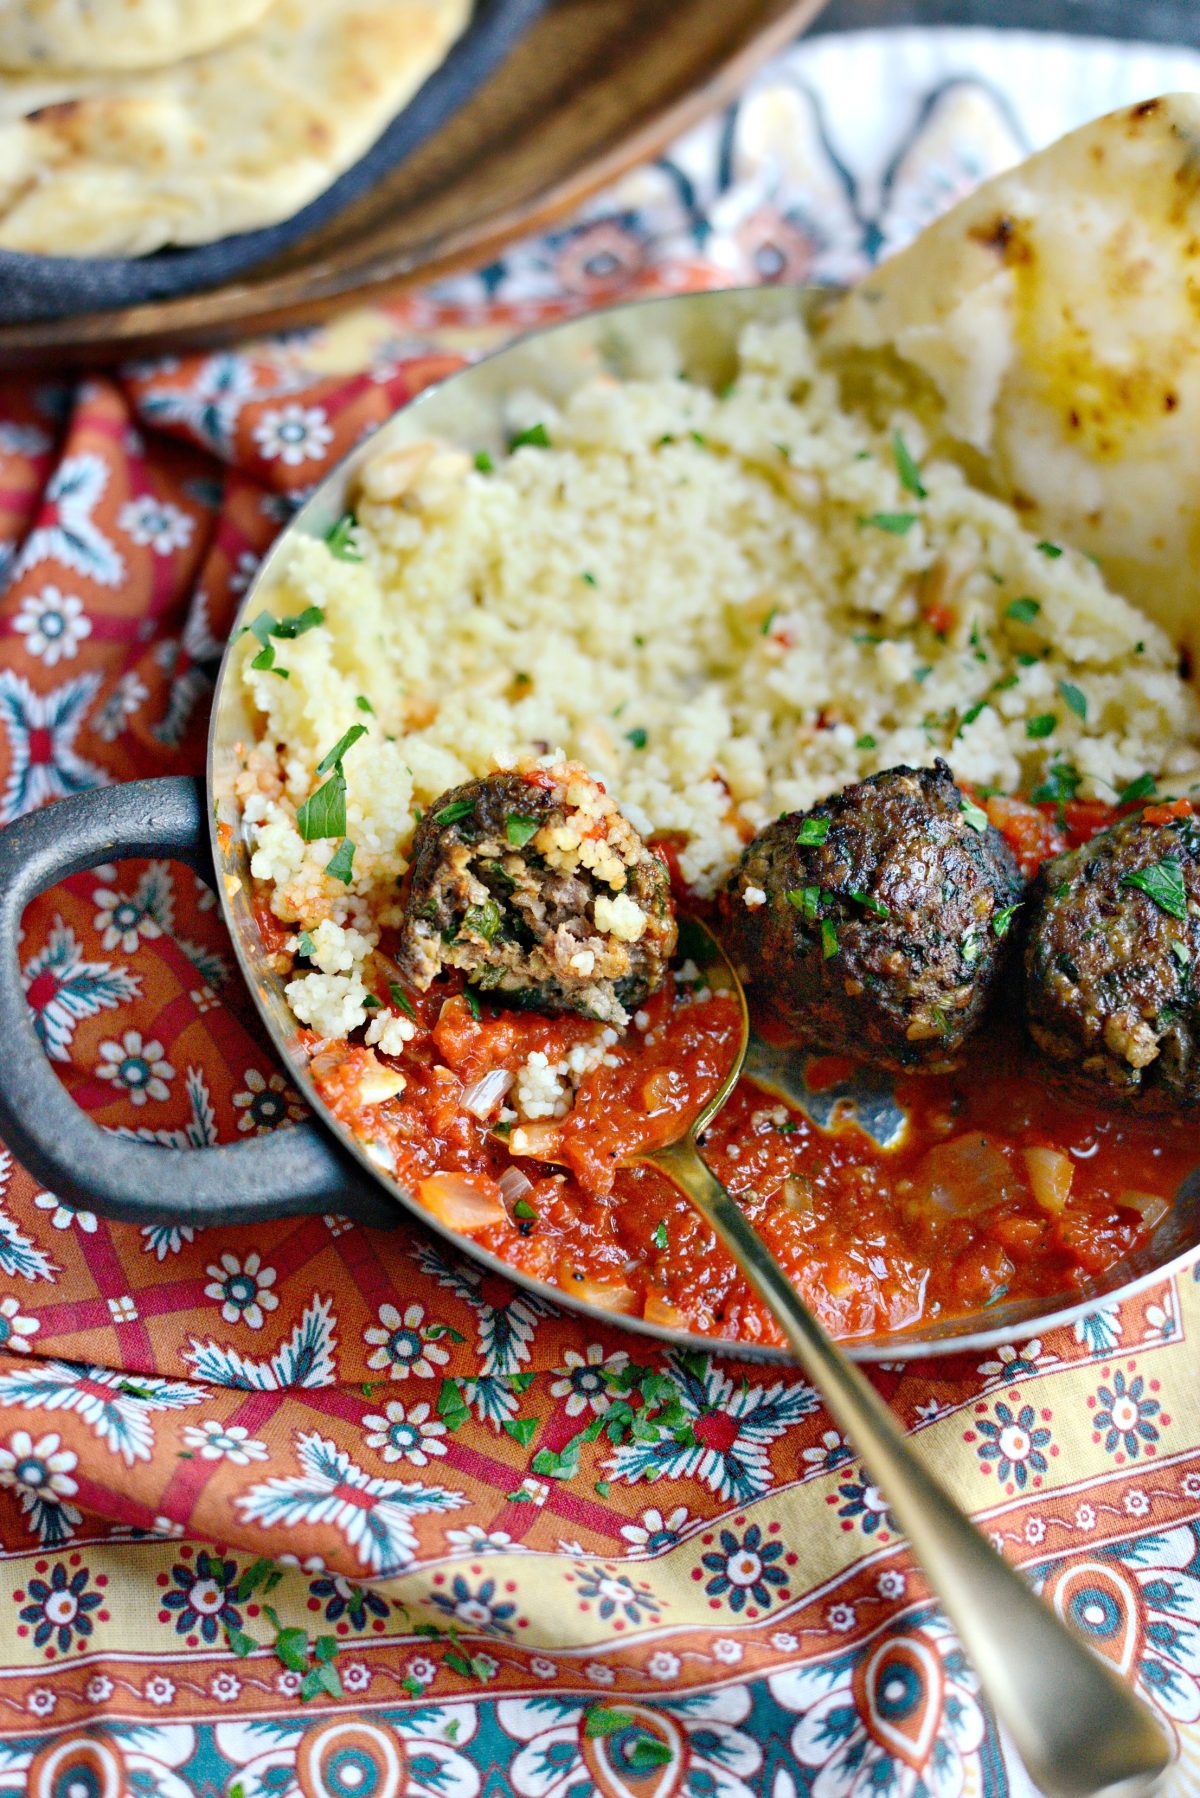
[
  {"xmin": 1120, "ymin": 1190, "xmax": 1169, "ymax": 1230},
  {"xmin": 419, "ymin": 1172, "xmax": 506, "ymax": 1233},
  {"xmin": 461, "ymin": 1067, "xmax": 514, "ymax": 1119}
]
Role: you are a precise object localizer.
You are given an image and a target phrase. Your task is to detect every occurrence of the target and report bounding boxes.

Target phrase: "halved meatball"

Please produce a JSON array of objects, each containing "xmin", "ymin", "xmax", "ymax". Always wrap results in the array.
[
  {"xmin": 396, "ymin": 763, "xmax": 676, "ymax": 1026},
  {"xmin": 719, "ymin": 760, "xmax": 1023, "ymax": 1071},
  {"xmin": 1023, "ymin": 804, "xmax": 1200, "ymax": 1108}
]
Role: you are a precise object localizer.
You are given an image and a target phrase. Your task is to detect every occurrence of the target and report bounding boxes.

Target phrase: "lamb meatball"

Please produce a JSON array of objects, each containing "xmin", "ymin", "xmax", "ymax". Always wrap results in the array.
[
  {"xmin": 719, "ymin": 760, "xmax": 1023, "ymax": 1071},
  {"xmin": 1023, "ymin": 804, "xmax": 1200, "ymax": 1109},
  {"xmin": 397, "ymin": 763, "xmax": 676, "ymax": 1026}
]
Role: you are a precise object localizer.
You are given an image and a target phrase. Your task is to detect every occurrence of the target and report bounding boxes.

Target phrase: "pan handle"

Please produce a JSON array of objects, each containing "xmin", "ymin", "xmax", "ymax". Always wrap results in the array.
[{"xmin": 0, "ymin": 777, "xmax": 397, "ymax": 1228}]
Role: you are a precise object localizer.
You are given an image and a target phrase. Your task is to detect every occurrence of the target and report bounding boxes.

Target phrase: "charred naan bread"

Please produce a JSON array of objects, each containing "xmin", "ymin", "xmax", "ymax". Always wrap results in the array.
[
  {"xmin": 827, "ymin": 94, "xmax": 1200, "ymax": 663},
  {"xmin": 0, "ymin": 0, "xmax": 470, "ymax": 256},
  {"xmin": 0, "ymin": 0, "xmax": 274, "ymax": 72}
]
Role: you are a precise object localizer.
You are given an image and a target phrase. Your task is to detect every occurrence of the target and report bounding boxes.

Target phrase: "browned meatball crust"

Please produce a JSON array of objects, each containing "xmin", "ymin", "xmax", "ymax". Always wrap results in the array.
[
  {"xmin": 397, "ymin": 763, "xmax": 676, "ymax": 1026},
  {"xmin": 719, "ymin": 760, "xmax": 1023, "ymax": 1071},
  {"xmin": 1023, "ymin": 806, "xmax": 1200, "ymax": 1109}
]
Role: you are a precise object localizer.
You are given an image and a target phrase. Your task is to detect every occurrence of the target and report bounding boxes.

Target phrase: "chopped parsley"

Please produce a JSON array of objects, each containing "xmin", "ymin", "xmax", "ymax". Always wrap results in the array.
[
  {"xmin": 509, "ymin": 423, "xmax": 551, "ymax": 450},
  {"xmin": 505, "ymin": 814, "xmax": 540, "ymax": 848},
  {"xmin": 957, "ymin": 700, "xmax": 987, "ymax": 735},
  {"xmin": 250, "ymin": 639, "xmax": 276, "ymax": 672},
  {"xmin": 325, "ymin": 838, "xmax": 355, "ymax": 883},
  {"xmin": 316, "ymin": 723, "xmax": 367, "ymax": 776},
  {"xmin": 363, "ymin": 993, "xmax": 381, "ymax": 1009},
  {"xmin": 960, "ymin": 797, "xmax": 989, "ymax": 832},
  {"xmin": 355, "ymin": 694, "xmax": 374, "ymax": 713},
  {"xmin": 1118, "ymin": 772, "xmax": 1156, "ymax": 807},
  {"xmin": 625, "ymin": 727, "xmax": 648, "ymax": 749},
  {"xmin": 892, "ymin": 431, "xmax": 927, "ymax": 498},
  {"xmin": 850, "ymin": 889, "xmax": 890, "ymax": 918},
  {"xmin": 464, "ymin": 988, "xmax": 482, "ymax": 1021},
  {"xmin": 1006, "ymin": 597, "xmax": 1041, "ymax": 624},
  {"xmin": 690, "ymin": 430, "xmax": 708, "ymax": 448},
  {"xmin": 1030, "ymin": 760, "xmax": 1081, "ymax": 808},
  {"xmin": 273, "ymin": 605, "xmax": 324, "ymax": 638},
  {"xmin": 858, "ymin": 511, "xmax": 918, "ymax": 534},
  {"xmin": 473, "ymin": 449, "xmax": 495, "ymax": 473},
  {"xmin": 463, "ymin": 900, "xmax": 503, "ymax": 943},
  {"xmin": 297, "ymin": 766, "xmax": 347, "ymax": 841},
  {"xmin": 651, "ymin": 1221, "xmax": 669, "ymax": 1250},
  {"xmin": 993, "ymin": 903, "xmax": 1019, "ymax": 940},
  {"xmin": 820, "ymin": 918, "xmax": 839, "ymax": 959},
  {"xmin": 786, "ymin": 886, "xmax": 821, "ymax": 921},
  {"xmin": 762, "ymin": 608, "xmax": 778, "ymax": 636},
  {"xmin": 1122, "ymin": 858, "xmax": 1187, "ymax": 920},
  {"xmin": 580, "ymin": 571, "xmax": 598, "ymax": 586},
  {"xmin": 387, "ymin": 982, "xmax": 416, "ymax": 1019},
  {"xmin": 325, "ymin": 514, "xmax": 362, "ymax": 561},
  {"xmin": 796, "ymin": 816, "xmax": 830, "ymax": 846},
  {"xmin": 297, "ymin": 930, "xmax": 315, "ymax": 957},
  {"xmin": 1057, "ymin": 679, "xmax": 1087, "ymax": 720},
  {"xmin": 1026, "ymin": 714, "xmax": 1057, "ymax": 739},
  {"xmin": 962, "ymin": 930, "xmax": 980, "ymax": 966},
  {"xmin": 434, "ymin": 797, "xmax": 476, "ymax": 826},
  {"xmin": 856, "ymin": 734, "xmax": 876, "ymax": 750},
  {"xmin": 513, "ymin": 1197, "xmax": 538, "ymax": 1220},
  {"xmin": 1171, "ymin": 938, "xmax": 1192, "ymax": 975},
  {"xmin": 1036, "ymin": 540, "xmax": 1063, "ymax": 558}
]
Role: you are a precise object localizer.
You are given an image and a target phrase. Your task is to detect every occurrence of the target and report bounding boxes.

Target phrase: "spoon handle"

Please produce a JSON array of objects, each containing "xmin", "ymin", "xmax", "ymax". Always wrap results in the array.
[{"xmin": 648, "ymin": 1135, "xmax": 1172, "ymax": 1798}]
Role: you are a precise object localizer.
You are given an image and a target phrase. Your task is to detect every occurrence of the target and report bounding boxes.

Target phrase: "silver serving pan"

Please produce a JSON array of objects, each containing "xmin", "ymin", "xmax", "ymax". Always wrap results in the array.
[{"xmin": 1, "ymin": 287, "xmax": 1196, "ymax": 1362}]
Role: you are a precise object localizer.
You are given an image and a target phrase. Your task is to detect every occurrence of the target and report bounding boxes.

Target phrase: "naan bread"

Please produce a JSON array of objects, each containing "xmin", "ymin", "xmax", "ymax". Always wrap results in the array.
[
  {"xmin": 0, "ymin": 0, "xmax": 471, "ymax": 256},
  {"xmin": 0, "ymin": 0, "xmax": 274, "ymax": 73},
  {"xmin": 827, "ymin": 94, "xmax": 1200, "ymax": 662}
]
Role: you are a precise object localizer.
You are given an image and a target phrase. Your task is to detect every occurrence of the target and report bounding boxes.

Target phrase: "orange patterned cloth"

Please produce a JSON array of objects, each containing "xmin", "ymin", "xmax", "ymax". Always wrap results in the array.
[{"xmin": 2, "ymin": 66, "xmax": 1200, "ymax": 1797}]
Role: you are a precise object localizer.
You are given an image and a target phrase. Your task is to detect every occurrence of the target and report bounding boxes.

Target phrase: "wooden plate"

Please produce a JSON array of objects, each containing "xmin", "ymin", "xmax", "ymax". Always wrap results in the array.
[{"xmin": 0, "ymin": 0, "xmax": 828, "ymax": 370}]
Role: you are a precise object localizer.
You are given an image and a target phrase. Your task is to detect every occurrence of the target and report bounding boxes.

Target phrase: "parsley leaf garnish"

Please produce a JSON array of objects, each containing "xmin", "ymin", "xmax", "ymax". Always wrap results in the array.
[
  {"xmin": 505, "ymin": 814, "xmax": 540, "ymax": 848},
  {"xmin": 1036, "ymin": 540, "xmax": 1063, "ymax": 558},
  {"xmin": 849, "ymin": 889, "xmax": 890, "ymax": 918},
  {"xmin": 1057, "ymin": 680, "xmax": 1087, "ymax": 720},
  {"xmin": 316, "ymin": 723, "xmax": 367, "ymax": 776},
  {"xmin": 434, "ymin": 798, "xmax": 476, "ymax": 826},
  {"xmin": 652, "ymin": 1221, "xmax": 668, "ymax": 1249},
  {"xmin": 297, "ymin": 930, "xmax": 316, "ymax": 957},
  {"xmin": 509, "ymin": 423, "xmax": 551, "ymax": 450},
  {"xmin": 1122, "ymin": 859, "xmax": 1187, "ymax": 920},
  {"xmin": 821, "ymin": 918, "xmax": 839, "ymax": 959},
  {"xmin": 859, "ymin": 512, "xmax": 918, "ymax": 534},
  {"xmin": 796, "ymin": 817, "xmax": 830, "ymax": 846},
  {"xmin": 625, "ymin": 727, "xmax": 648, "ymax": 749},
  {"xmin": 297, "ymin": 767, "xmax": 346, "ymax": 841},
  {"xmin": 474, "ymin": 450, "xmax": 495, "ymax": 473},
  {"xmin": 1118, "ymin": 772, "xmax": 1156, "ymax": 807},
  {"xmin": 325, "ymin": 839, "xmax": 355, "ymax": 883},
  {"xmin": 1030, "ymin": 760, "xmax": 1080, "ymax": 808},
  {"xmin": 892, "ymin": 432, "xmax": 927, "ymax": 498},
  {"xmin": 960, "ymin": 797, "xmax": 989, "ymax": 832},
  {"xmin": 387, "ymin": 982, "xmax": 416, "ymax": 1019},
  {"xmin": 272, "ymin": 605, "xmax": 324, "ymax": 637},
  {"xmin": 1006, "ymin": 597, "xmax": 1041, "ymax": 624},
  {"xmin": 993, "ymin": 903, "xmax": 1019, "ymax": 940},
  {"xmin": 1026, "ymin": 714, "xmax": 1057, "ymax": 739},
  {"xmin": 513, "ymin": 1197, "xmax": 538, "ymax": 1220},
  {"xmin": 355, "ymin": 694, "xmax": 374, "ymax": 713},
  {"xmin": 326, "ymin": 514, "xmax": 362, "ymax": 562}
]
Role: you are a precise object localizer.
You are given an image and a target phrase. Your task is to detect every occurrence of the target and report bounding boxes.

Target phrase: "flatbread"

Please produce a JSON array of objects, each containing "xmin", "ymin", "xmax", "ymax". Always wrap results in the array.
[
  {"xmin": 826, "ymin": 94, "xmax": 1200, "ymax": 663},
  {"xmin": 0, "ymin": 0, "xmax": 275, "ymax": 73},
  {"xmin": 0, "ymin": 0, "xmax": 471, "ymax": 256}
]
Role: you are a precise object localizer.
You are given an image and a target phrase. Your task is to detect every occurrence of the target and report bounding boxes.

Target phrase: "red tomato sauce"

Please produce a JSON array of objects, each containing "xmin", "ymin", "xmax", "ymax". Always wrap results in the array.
[{"xmin": 294, "ymin": 793, "xmax": 1196, "ymax": 1347}]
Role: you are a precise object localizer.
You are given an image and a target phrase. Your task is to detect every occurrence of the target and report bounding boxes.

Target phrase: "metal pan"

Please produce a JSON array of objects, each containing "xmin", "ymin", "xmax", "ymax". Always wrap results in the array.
[{"xmin": 1, "ymin": 286, "xmax": 1197, "ymax": 1362}]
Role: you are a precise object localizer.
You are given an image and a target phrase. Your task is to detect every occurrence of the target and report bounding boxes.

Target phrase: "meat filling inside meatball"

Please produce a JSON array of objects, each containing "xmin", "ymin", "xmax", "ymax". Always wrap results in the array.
[
  {"xmin": 719, "ymin": 759, "xmax": 1023, "ymax": 1071},
  {"xmin": 397, "ymin": 763, "xmax": 676, "ymax": 1027},
  {"xmin": 1023, "ymin": 803, "xmax": 1200, "ymax": 1109}
]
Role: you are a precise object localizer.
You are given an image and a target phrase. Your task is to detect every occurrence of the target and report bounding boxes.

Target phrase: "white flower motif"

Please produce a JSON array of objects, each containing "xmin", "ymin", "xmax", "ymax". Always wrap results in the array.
[
  {"xmin": 472, "ymin": 1653, "xmax": 499, "ymax": 1682},
  {"xmin": 976, "ymin": 1338, "xmax": 1053, "ymax": 1383},
  {"xmin": 28, "ymin": 1687, "xmax": 56, "ymax": 1717},
  {"xmin": 0, "ymin": 1429, "xmax": 78, "ymax": 1505},
  {"xmin": 210, "ymin": 1671, "xmax": 241, "ymax": 1702},
  {"xmin": 363, "ymin": 1302, "xmax": 449, "ymax": 1381},
  {"xmin": 117, "ymin": 496, "xmax": 195, "ymax": 555},
  {"xmin": 407, "ymin": 1656, "xmax": 438, "ymax": 1685},
  {"xmin": 92, "ymin": 884, "xmax": 162, "ymax": 955},
  {"xmin": 342, "ymin": 1661, "xmax": 371, "ymax": 1693},
  {"xmin": 203, "ymin": 1251, "xmax": 279, "ymax": 1329},
  {"xmin": 549, "ymin": 1344, "xmax": 629, "ymax": 1417},
  {"xmin": 1182, "ymin": 1473, "xmax": 1200, "ymax": 1501},
  {"xmin": 181, "ymin": 1419, "xmax": 269, "ymax": 1464},
  {"xmin": 914, "ymin": 1398, "xmax": 949, "ymax": 1423},
  {"xmin": 619, "ymin": 1504, "xmax": 691, "ymax": 1551},
  {"xmin": 1075, "ymin": 1503, "xmax": 1096, "ymax": 1531},
  {"xmin": 712, "ymin": 1637, "xmax": 744, "ymax": 1664},
  {"xmin": 1025, "ymin": 1516, "xmax": 1047, "ymax": 1545},
  {"xmin": 144, "ymin": 1675, "xmax": 175, "ymax": 1706},
  {"xmin": 770, "ymin": 1631, "xmax": 799, "ymax": 1651},
  {"xmin": 96, "ymin": 1029, "xmax": 174, "ymax": 1105},
  {"xmin": 530, "ymin": 1655, "xmax": 557, "ymax": 1679},
  {"xmin": 584, "ymin": 1660, "xmax": 616, "ymax": 1685},
  {"xmin": 93, "ymin": 671, "xmax": 149, "ymax": 742},
  {"xmin": 445, "ymin": 1526, "xmax": 526, "ymax": 1555},
  {"xmin": 802, "ymin": 1428, "xmax": 849, "ymax": 1467},
  {"xmin": 253, "ymin": 403, "xmax": 333, "ymax": 467},
  {"xmin": 363, "ymin": 1399, "xmax": 447, "ymax": 1466},
  {"xmin": 232, "ymin": 1066, "xmax": 304, "ymax": 1134},
  {"xmin": 229, "ymin": 548, "xmax": 262, "ymax": 594},
  {"xmin": 34, "ymin": 1190, "xmax": 98, "ymax": 1232},
  {"xmin": 153, "ymin": 1515, "xmax": 185, "ymax": 1538},
  {"xmin": 276, "ymin": 1670, "xmax": 302, "ymax": 1697},
  {"xmin": 14, "ymin": 586, "xmax": 91, "ymax": 666},
  {"xmin": 827, "ymin": 1603, "xmax": 857, "ymax": 1633},
  {"xmin": 648, "ymin": 1651, "xmax": 680, "ymax": 1680},
  {"xmin": 876, "ymin": 1570, "xmax": 906, "ymax": 1600},
  {"xmin": 85, "ymin": 1674, "xmax": 113, "ymax": 1703},
  {"xmin": 0, "ymin": 1295, "xmax": 38, "ymax": 1353},
  {"xmin": 1125, "ymin": 1489, "xmax": 1151, "ymax": 1518}
]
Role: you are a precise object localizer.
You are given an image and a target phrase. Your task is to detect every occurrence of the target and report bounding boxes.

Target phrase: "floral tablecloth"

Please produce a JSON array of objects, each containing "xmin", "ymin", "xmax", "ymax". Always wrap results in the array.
[{"xmin": 3, "ymin": 26, "xmax": 1200, "ymax": 1798}]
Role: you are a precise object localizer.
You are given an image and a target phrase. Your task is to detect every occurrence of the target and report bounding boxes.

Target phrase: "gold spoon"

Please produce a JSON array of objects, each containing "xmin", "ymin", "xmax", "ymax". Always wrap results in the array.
[{"xmin": 636, "ymin": 916, "xmax": 1171, "ymax": 1798}]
